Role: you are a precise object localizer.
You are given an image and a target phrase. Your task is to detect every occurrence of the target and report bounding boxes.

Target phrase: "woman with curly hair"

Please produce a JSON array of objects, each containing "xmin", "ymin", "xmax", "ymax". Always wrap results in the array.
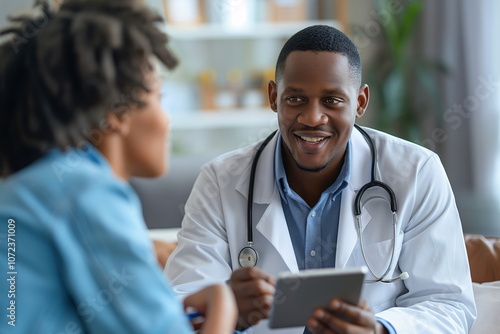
[{"xmin": 0, "ymin": 1, "xmax": 236, "ymax": 333}]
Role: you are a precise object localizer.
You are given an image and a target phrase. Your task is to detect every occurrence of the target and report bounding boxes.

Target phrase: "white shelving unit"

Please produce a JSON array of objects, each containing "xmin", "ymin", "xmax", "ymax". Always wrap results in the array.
[
  {"xmin": 165, "ymin": 20, "xmax": 339, "ymax": 41},
  {"xmin": 156, "ymin": 1, "xmax": 348, "ymax": 155}
]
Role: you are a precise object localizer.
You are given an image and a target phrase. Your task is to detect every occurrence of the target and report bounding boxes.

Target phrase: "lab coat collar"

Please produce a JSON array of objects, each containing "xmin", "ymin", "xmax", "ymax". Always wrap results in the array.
[
  {"xmin": 235, "ymin": 132, "xmax": 279, "ymax": 204},
  {"xmin": 336, "ymin": 127, "xmax": 372, "ymax": 268}
]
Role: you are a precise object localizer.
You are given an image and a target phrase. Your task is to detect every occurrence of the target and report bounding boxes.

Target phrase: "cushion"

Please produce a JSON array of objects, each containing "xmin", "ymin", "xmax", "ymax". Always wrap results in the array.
[
  {"xmin": 470, "ymin": 281, "xmax": 500, "ymax": 334},
  {"xmin": 152, "ymin": 240, "xmax": 177, "ymax": 268}
]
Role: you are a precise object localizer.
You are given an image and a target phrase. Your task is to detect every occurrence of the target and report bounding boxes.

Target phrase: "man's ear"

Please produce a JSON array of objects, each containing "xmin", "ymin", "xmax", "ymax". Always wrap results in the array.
[
  {"xmin": 268, "ymin": 80, "xmax": 278, "ymax": 112},
  {"xmin": 356, "ymin": 84, "xmax": 369, "ymax": 118},
  {"xmin": 106, "ymin": 112, "xmax": 132, "ymax": 136}
]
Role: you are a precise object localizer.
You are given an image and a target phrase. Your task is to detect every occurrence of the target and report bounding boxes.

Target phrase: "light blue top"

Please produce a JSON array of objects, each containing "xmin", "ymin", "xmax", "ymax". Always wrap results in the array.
[{"xmin": 0, "ymin": 145, "xmax": 192, "ymax": 334}]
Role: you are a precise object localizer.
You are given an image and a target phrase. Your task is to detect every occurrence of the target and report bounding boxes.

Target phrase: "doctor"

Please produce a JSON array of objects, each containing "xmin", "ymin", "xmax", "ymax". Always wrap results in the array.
[{"xmin": 166, "ymin": 25, "xmax": 476, "ymax": 333}]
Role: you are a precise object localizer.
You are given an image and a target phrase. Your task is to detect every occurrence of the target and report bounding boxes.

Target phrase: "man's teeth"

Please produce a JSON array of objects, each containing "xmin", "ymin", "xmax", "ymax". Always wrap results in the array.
[{"xmin": 300, "ymin": 136, "xmax": 326, "ymax": 143}]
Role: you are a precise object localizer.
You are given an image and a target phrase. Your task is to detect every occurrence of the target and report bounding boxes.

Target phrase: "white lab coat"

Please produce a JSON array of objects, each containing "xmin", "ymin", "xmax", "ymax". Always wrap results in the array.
[{"xmin": 166, "ymin": 127, "xmax": 476, "ymax": 334}]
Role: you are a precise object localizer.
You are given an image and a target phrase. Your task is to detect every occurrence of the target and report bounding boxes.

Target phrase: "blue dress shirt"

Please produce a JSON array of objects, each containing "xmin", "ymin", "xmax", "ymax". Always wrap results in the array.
[
  {"xmin": 274, "ymin": 134, "xmax": 350, "ymax": 270},
  {"xmin": 273, "ymin": 135, "xmax": 397, "ymax": 334},
  {"xmin": 0, "ymin": 145, "xmax": 192, "ymax": 334}
]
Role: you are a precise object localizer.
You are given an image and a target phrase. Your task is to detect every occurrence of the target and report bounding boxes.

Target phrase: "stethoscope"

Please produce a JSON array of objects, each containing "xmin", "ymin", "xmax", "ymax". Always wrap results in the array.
[{"xmin": 238, "ymin": 125, "xmax": 409, "ymax": 283}]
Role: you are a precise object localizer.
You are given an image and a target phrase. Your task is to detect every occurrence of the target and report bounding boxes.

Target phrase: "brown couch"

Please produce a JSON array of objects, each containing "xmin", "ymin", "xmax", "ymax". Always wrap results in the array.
[
  {"xmin": 152, "ymin": 240, "xmax": 177, "ymax": 269},
  {"xmin": 464, "ymin": 234, "xmax": 500, "ymax": 283}
]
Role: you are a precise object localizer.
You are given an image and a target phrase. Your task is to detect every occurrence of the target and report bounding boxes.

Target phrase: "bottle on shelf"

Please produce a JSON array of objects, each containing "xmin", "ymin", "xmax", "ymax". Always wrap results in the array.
[
  {"xmin": 198, "ymin": 68, "xmax": 217, "ymax": 111},
  {"xmin": 163, "ymin": 0, "xmax": 203, "ymax": 26},
  {"xmin": 268, "ymin": 0, "xmax": 309, "ymax": 22},
  {"xmin": 260, "ymin": 67, "xmax": 276, "ymax": 109},
  {"xmin": 214, "ymin": 68, "xmax": 243, "ymax": 110}
]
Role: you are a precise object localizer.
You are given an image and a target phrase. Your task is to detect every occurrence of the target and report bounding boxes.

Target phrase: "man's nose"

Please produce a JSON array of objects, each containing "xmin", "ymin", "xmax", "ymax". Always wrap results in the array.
[{"xmin": 297, "ymin": 101, "xmax": 327, "ymax": 127}]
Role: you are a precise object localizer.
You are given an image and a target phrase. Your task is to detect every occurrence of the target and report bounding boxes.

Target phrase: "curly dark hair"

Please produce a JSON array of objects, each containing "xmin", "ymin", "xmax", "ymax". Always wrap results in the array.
[{"xmin": 0, "ymin": 0, "xmax": 178, "ymax": 177}]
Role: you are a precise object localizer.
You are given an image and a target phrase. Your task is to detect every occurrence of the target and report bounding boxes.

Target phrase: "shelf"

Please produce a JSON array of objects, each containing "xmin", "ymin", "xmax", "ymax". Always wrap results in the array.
[
  {"xmin": 170, "ymin": 108, "xmax": 277, "ymax": 131},
  {"xmin": 165, "ymin": 20, "xmax": 340, "ymax": 40}
]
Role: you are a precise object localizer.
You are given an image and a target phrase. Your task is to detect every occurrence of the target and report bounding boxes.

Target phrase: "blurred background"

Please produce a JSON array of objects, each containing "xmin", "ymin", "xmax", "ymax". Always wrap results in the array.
[{"xmin": 1, "ymin": 0, "xmax": 499, "ymax": 236}]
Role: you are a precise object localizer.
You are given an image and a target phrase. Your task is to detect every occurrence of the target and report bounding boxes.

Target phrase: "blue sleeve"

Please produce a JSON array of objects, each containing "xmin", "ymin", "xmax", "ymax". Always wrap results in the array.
[
  {"xmin": 54, "ymin": 178, "xmax": 193, "ymax": 334},
  {"xmin": 377, "ymin": 317, "xmax": 397, "ymax": 334}
]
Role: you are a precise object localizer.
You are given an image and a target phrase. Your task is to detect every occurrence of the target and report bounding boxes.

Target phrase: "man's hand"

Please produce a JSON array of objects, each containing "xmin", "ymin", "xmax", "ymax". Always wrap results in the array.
[
  {"xmin": 306, "ymin": 299, "xmax": 389, "ymax": 334},
  {"xmin": 228, "ymin": 267, "xmax": 276, "ymax": 330}
]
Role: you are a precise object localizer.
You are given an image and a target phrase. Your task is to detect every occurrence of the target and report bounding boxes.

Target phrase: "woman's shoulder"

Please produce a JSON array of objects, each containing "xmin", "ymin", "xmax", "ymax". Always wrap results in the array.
[{"xmin": 3, "ymin": 146, "xmax": 136, "ymax": 212}]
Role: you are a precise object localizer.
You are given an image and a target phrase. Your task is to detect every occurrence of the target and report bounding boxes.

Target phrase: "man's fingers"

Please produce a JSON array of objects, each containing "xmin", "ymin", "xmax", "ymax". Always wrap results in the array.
[
  {"xmin": 307, "ymin": 299, "xmax": 378, "ymax": 333},
  {"xmin": 236, "ymin": 287, "xmax": 275, "ymax": 329},
  {"xmin": 232, "ymin": 277, "xmax": 275, "ymax": 298},
  {"xmin": 230, "ymin": 267, "xmax": 276, "ymax": 329},
  {"xmin": 230, "ymin": 267, "xmax": 276, "ymax": 285},
  {"xmin": 238, "ymin": 293, "xmax": 274, "ymax": 314},
  {"xmin": 308, "ymin": 308, "xmax": 345, "ymax": 334},
  {"xmin": 328, "ymin": 299, "xmax": 374, "ymax": 327},
  {"xmin": 358, "ymin": 299, "xmax": 371, "ymax": 311}
]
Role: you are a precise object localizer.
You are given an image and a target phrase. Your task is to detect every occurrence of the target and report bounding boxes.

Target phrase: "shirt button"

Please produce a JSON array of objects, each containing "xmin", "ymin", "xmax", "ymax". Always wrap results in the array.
[
  {"xmin": 310, "ymin": 250, "xmax": 316, "ymax": 257},
  {"xmin": 311, "ymin": 211, "xmax": 316, "ymax": 217}
]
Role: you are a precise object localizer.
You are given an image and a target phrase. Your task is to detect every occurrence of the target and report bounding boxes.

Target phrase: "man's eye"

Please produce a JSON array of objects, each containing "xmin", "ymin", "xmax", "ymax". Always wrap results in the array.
[
  {"xmin": 285, "ymin": 96, "xmax": 305, "ymax": 104},
  {"xmin": 324, "ymin": 97, "xmax": 340, "ymax": 104}
]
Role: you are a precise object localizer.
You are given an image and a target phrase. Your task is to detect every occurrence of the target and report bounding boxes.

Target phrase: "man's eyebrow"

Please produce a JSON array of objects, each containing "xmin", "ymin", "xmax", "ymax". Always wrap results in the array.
[
  {"xmin": 283, "ymin": 87, "xmax": 349, "ymax": 95},
  {"xmin": 283, "ymin": 86, "xmax": 305, "ymax": 93},
  {"xmin": 322, "ymin": 88, "xmax": 348, "ymax": 95}
]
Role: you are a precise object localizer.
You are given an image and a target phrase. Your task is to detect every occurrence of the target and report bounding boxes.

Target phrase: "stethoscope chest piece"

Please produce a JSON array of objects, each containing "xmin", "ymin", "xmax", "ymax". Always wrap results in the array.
[{"xmin": 238, "ymin": 244, "xmax": 258, "ymax": 267}]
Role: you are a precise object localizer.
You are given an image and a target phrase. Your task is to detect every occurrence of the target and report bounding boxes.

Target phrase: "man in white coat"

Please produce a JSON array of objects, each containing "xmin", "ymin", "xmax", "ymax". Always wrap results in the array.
[{"xmin": 166, "ymin": 25, "xmax": 476, "ymax": 333}]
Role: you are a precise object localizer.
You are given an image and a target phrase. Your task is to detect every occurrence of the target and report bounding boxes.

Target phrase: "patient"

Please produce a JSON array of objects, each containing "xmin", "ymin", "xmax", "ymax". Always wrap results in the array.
[{"xmin": 0, "ymin": 0, "xmax": 236, "ymax": 333}]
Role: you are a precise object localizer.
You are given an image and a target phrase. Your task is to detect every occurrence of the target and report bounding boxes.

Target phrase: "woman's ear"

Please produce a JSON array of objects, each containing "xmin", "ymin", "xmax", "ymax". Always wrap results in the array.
[
  {"xmin": 356, "ymin": 84, "xmax": 370, "ymax": 118},
  {"xmin": 106, "ymin": 112, "xmax": 132, "ymax": 136},
  {"xmin": 268, "ymin": 80, "xmax": 278, "ymax": 112}
]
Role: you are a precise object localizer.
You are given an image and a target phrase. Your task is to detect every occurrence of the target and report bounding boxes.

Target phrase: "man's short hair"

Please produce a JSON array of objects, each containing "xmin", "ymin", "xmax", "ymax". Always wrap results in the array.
[{"xmin": 275, "ymin": 25, "xmax": 362, "ymax": 86}]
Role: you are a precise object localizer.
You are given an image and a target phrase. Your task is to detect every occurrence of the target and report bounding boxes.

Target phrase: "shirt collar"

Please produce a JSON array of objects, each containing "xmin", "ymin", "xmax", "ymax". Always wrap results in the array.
[
  {"xmin": 48, "ymin": 143, "xmax": 112, "ymax": 173},
  {"xmin": 274, "ymin": 134, "xmax": 352, "ymax": 203}
]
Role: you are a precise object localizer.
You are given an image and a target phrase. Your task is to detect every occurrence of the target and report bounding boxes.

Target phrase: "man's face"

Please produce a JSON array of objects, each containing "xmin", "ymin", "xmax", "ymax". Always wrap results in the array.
[{"xmin": 269, "ymin": 51, "xmax": 368, "ymax": 173}]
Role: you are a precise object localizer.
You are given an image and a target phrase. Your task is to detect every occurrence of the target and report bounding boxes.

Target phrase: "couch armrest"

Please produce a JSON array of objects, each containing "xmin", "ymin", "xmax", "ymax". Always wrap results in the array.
[
  {"xmin": 152, "ymin": 240, "xmax": 177, "ymax": 269},
  {"xmin": 464, "ymin": 234, "xmax": 500, "ymax": 283}
]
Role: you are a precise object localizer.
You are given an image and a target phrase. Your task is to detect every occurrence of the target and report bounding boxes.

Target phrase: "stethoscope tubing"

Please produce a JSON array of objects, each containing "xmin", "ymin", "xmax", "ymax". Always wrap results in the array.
[
  {"xmin": 246, "ymin": 130, "xmax": 278, "ymax": 245},
  {"xmin": 241, "ymin": 126, "xmax": 403, "ymax": 283}
]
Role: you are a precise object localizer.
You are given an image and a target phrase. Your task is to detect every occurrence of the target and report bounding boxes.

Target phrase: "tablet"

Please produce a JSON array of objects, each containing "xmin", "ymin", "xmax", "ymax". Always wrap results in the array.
[{"xmin": 268, "ymin": 266, "xmax": 367, "ymax": 329}]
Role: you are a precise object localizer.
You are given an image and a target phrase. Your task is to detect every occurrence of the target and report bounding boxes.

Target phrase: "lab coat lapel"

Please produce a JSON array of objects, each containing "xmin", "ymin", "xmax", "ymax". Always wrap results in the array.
[
  {"xmin": 235, "ymin": 134, "xmax": 277, "ymax": 205},
  {"xmin": 336, "ymin": 128, "xmax": 372, "ymax": 269},
  {"xmin": 235, "ymin": 133, "xmax": 299, "ymax": 273},
  {"xmin": 336, "ymin": 185, "xmax": 358, "ymax": 269},
  {"xmin": 256, "ymin": 192, "xmax": 299, "ymax": 273}
]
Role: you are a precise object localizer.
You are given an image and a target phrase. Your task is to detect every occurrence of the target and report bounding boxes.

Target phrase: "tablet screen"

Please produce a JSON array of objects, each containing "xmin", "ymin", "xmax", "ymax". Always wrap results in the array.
[{"xmin": 268, "ymin": 266, "xmax": 367, "ymax": 329}]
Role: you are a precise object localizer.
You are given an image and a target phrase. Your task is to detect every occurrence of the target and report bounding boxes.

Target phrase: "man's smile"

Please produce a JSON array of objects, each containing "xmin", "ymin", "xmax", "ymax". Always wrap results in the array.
[{"xmin": 294, "ymin": 131, "xmax": 332, "ymax": 149}]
